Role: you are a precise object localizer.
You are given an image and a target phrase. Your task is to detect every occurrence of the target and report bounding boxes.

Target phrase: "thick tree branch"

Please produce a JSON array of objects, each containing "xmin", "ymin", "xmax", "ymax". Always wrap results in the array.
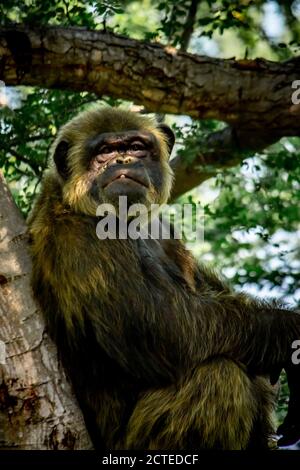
[
  {"xmin": 0, "ymin": 25, "xmax": 299, "ymax": 135},
  {"xmin": 170, "ymin": 127, "xmax": 279, "ymax": 199},
  {"xmin": 1, "ymin": 24, "xmax": 300, "ymax": 199}
]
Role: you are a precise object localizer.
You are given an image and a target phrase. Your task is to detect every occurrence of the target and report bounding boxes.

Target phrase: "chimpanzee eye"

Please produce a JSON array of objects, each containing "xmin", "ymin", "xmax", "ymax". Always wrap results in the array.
[
  {"xmin": 99, "ymin": 146, "xmax": 112, "ymax": 154},
  {"xmin": 130, "ymin": 142, "xmax": 145, "ymax": 151}
]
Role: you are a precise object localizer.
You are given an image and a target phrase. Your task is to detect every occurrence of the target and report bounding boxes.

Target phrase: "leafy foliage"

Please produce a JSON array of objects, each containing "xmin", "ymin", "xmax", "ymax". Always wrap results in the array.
[
  {"xmin": 204, "ymin": 139, "xmax": 300, "ymax": 300},
  {"xmin": 0, "ymin": 0, "xmax": 125, "ymax": 28},
  {"xmin": 0, "ymin": 88, "xmax": 104, "ymax": 214},
  {"xmin": 173, "ymin": 119, "xmax": 226, "ymax": 166}
]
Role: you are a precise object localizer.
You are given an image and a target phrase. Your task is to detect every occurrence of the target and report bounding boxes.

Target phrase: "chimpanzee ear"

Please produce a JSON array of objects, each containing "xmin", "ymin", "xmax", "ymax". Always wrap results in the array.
[
  {"xmin": 158, "ymin": 123, "xmax": 175, "ymax": 156},
  {"xmin": 53, "ymin": 140, "xmax": 70, "ymax": 179}
]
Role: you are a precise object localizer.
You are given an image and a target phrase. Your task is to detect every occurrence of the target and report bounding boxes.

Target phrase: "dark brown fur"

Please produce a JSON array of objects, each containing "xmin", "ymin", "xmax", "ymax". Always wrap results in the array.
[{"xmin": 28, "ymin": 107, "xmax": 300, "ymax": 450}]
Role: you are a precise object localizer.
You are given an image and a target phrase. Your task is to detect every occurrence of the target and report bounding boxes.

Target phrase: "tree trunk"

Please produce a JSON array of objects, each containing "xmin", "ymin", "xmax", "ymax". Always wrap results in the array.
[{"xmin": 0, "ymin": 172, "xmax": 91, "ymax": 449}]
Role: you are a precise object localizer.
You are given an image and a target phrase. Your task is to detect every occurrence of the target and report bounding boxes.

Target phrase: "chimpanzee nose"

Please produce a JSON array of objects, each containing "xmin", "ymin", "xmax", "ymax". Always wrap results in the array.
[{"xmin": 116, "ymin": 156, "xmax": 133, "ymax": 164}]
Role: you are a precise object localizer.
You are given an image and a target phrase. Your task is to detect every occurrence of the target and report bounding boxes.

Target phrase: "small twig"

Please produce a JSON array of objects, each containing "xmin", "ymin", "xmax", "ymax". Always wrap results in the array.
[
  {"xmin": 2, "ymin": 146, "xmax": 41, "ymax": 176},
  {"xmin": 180, "ymin": 0, "xmax": 201, "ymax": 51}
]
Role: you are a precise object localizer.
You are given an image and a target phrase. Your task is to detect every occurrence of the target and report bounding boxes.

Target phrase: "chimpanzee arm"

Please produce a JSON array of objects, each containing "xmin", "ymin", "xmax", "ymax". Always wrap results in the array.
[
  {"xmin": 160, "ymin": 237, "xmax": 300, "ymax": 378},
  {"xmin": 190, "ymin": 289, "xmax": 300, "ymax": 377}
]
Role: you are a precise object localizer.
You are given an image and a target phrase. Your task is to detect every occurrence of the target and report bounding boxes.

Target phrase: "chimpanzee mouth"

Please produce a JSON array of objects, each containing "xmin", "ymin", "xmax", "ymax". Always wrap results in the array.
[{"xmin": 104, "ymin": 172, "xmax": 149, "ymax": 189}]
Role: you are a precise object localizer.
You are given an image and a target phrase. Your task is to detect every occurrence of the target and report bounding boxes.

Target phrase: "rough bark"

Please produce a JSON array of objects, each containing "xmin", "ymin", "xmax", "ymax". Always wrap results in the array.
[
  {"xmin": 0, "ymin": 25, "xmax": 299, "ymax": 135},
  {"xmin": 0, "ymin": 172, "xmax": 92, "ymax": 449}
]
